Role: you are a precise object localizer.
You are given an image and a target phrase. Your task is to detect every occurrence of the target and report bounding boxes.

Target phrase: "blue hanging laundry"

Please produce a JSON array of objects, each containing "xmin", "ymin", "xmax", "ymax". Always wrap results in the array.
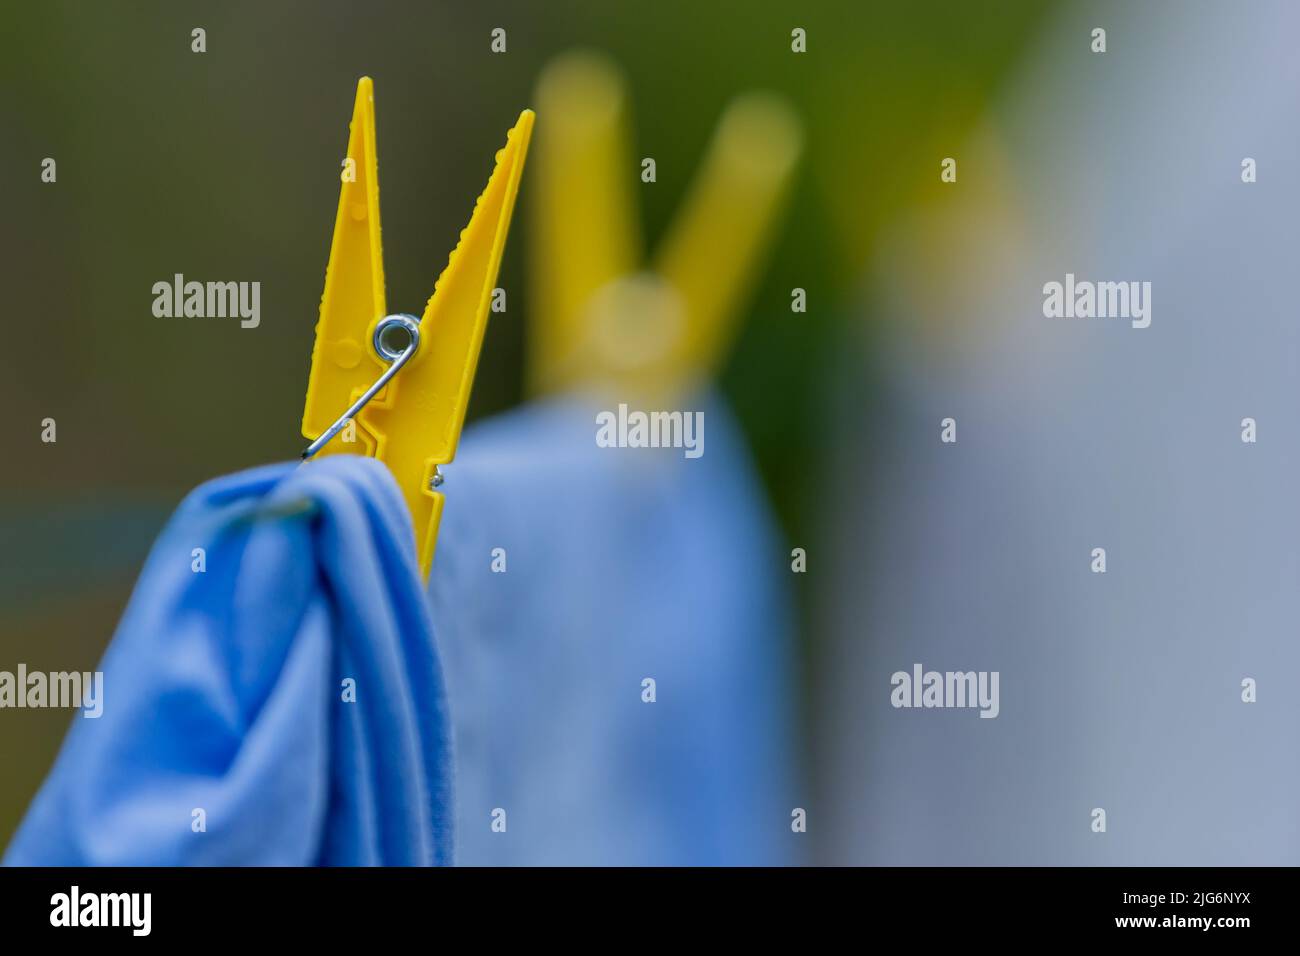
[
  {"xmin": 4, "ymin": 456, "xmax": 453, "ymax": 866},
  {"xmin": 6, "ymin": 391, "xmax": 799, "ymax": 867},
  {"xmin": 429, "ymin": 390, "xmax": 803, "ymax": 865}
]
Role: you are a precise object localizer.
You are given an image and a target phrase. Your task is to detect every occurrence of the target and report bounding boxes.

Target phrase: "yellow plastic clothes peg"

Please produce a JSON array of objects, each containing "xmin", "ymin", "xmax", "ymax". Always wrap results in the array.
[
  {"xmin": 300, "ymin": 77, "xmax": 534, "ymax": 578},
  {"xmin": 529, "ymin": 51, "xmax": 801, "ymax": 403}
]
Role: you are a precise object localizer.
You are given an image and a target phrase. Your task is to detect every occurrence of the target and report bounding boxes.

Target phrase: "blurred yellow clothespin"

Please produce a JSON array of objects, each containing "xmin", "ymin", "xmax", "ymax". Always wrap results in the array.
[
  {"xmin": 300, "ymin": 77, "xmax": 534, "ymax": 578},
  {"xmin": 529, "ymin": 51, "xmax": 801, "ymax": 403}
]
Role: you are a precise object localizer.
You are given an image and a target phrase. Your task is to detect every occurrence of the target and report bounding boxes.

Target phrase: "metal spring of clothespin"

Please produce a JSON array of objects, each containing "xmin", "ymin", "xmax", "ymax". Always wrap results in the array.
[{"xmin": 301, "ymin": 314, "xmax": 421, "ymax": 460}]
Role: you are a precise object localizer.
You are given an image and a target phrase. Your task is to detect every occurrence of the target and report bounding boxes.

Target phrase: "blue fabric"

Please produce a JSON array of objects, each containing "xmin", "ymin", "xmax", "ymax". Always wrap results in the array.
[
  {"xmin": 4, "ymin": 456, "xmax": 453, "ymax": 866},
  {"xmin": 5, "ymin": 390, "xmax": 798, "ymax": 867},
  {"xmin": 429, "ymin": 390, "xmax": 802, "ymax": 865}
]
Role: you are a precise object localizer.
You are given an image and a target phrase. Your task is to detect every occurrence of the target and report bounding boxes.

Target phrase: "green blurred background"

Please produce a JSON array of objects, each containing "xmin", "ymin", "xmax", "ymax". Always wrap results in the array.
[{"xmin": 0, "ymin": 0, "xmax": 1054, "ymax": 844}]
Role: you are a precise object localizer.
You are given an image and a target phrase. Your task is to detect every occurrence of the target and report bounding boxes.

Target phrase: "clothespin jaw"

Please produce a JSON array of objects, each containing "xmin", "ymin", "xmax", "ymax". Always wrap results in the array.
[
  {"xmin": 652, "ymin": 93, "xmax": 803, "ymax": 380},
  {"xmin": 301, "ymin": 77, "xmax": 387, "ymax": 456},
  {"xmin": 528, "ymin": 52, "xmax": 641, "ymax": 396},
  {"xmin": 528, "ymin": 51, "xmax": 802, "ymax": 403},
  {"xmin": 301, "ymin": 77, "xmax": 534, "ymax": 578}
]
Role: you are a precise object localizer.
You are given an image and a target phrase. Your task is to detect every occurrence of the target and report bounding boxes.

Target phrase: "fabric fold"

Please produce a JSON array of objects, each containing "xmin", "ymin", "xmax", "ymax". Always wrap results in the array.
[{"xmin": 4, "ymin": 456, "xmax": 453, "ymax": 866}]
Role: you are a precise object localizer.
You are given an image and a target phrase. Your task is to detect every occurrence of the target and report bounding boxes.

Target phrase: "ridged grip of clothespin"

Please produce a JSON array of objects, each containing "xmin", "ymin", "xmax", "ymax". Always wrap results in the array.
[{"xmin": 364, "ymin": 110, "xmax": 534, "ymax": 577}]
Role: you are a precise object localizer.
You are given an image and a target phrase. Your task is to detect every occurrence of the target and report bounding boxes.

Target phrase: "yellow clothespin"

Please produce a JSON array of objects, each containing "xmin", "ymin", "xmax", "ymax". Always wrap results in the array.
[
  {"xmin": 529, "ymin": 51, "xmax": 801, "ymax": 403},
  {"xmin": 300, "ymin": 77, "xmax": 534, "ymax": 578}
]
